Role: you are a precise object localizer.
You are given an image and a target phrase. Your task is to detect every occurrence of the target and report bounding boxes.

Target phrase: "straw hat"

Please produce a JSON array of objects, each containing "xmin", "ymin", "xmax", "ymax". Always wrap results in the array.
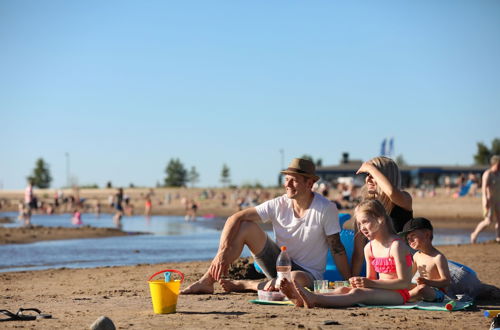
[{"xmin": 281, "ymin": 158, "xmax": 320, "ymax": 181}]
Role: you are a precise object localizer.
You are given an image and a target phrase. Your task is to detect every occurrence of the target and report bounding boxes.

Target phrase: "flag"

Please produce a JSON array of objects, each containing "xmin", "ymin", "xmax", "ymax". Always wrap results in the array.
[{"xmin": 388, "ymin": 138, "xmax": 394, "ymax": 157}]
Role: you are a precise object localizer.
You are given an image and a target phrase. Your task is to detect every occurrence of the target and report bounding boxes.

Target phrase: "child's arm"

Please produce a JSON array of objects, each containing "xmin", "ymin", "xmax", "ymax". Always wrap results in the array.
[
  {"xmin": 350, "ymin": 243, "xmax": 376, "ymax": 288},
  {"xmin": 411, "ymin": 252, "xmax": 418, "ymax": 278},
  {"xmin": 418, "ymin": 254, "xmax": 451, "ymax": 288},
  {"xmin": 364, "ymin": 243, "xmax": 376, "ymax": 280},
  {"xmin": 363, "ymin": 241, "xmax": 412, "ymax": 290}
]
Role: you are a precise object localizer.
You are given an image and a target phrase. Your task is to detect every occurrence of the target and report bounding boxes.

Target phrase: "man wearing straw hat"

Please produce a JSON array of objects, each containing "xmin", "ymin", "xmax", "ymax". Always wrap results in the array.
[{"xmin": 182, "ymin": 158, "xmax": 351, "ymax": 294}]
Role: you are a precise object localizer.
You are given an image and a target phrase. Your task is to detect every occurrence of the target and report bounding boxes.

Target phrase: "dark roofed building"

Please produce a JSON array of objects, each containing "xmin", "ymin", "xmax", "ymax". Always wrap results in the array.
[{"xmin": 316, "ymin": 153, "xmax": 488, "ymax": 188}]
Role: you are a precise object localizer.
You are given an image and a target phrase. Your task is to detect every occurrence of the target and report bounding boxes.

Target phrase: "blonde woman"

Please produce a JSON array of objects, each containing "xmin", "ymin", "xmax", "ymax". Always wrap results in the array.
[{"xmin": 351, "ymin": 156, "xmax": 413, "ymax": 276}]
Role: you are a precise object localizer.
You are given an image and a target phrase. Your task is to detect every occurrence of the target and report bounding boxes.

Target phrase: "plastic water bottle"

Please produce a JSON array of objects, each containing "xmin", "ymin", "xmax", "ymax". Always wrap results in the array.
[{"xmin": 276, "ymin": 246, "xmax": 292, "ymax": 289}]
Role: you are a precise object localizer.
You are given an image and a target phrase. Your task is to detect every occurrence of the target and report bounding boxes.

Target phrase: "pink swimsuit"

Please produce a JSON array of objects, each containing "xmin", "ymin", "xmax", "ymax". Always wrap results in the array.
[{"xmin": 369, "ymin": 239, "xmax": 412, "ymax": 303}]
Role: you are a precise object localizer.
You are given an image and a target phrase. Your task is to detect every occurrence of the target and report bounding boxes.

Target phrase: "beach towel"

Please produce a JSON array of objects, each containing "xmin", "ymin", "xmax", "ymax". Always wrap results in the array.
[
  {"xmin": 249, "ymin": 299, "xmax": 294, "ymax": 305},
  {"xmin": 249, "ymin": 299, "xmax": 473, "ymax": 311},
  {"xmin": 359, "ymin": 300, "xmax": 474, "ymax": 311}
]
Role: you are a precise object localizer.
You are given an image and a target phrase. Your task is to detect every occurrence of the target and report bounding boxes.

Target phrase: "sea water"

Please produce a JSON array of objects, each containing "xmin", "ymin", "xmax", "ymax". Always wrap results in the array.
[{"xmin": 0, "ymin": 212, "xmax": 494, "ymax": 273}]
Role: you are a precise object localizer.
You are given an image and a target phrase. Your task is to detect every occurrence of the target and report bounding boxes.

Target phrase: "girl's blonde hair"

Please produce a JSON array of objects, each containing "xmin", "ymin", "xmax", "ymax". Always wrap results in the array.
[
  {"xmin": 354, "ymin": 199, "xmax": 396, "ymax": 235},
  {"xmin": 361, "ymin": 156, "xmax": 402, "ymax": 213}
]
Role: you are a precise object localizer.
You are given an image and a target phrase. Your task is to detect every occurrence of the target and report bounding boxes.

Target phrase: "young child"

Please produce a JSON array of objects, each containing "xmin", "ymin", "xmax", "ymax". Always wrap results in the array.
[
  {"xmin": 71, "ymin": 209, "xmax": 83, "ymax": 226},
  {"xmin": 400, "ymin": 217, "xmax": 451, "ymax": 302},
  {"xmin": 280, "ymin": 199, "xmax": 413, "ymax": 308}
]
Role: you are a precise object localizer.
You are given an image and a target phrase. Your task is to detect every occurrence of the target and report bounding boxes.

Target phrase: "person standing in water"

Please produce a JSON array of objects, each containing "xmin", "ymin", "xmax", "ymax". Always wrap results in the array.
[
  {"xmin": 471, "ymin": 155, "xmax": 500, "ymax": 243},
  {"xmin": 113, "ymin": 188, "xmax": 124, "ymax": 228},
  {"xmin": 23, "ymin": 180, "xmax": 34, "ymax": 226}
]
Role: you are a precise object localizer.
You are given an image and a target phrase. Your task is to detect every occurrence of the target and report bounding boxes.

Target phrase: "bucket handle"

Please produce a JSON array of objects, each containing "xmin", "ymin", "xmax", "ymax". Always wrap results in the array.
[{"xmin": 148, "ymin": 269, "xmax": 184, "ymax": 283}]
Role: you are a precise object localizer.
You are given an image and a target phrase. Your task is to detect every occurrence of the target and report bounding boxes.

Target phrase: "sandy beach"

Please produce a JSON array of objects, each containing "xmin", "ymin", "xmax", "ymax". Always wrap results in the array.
[
  {"xmin": 0, "ymin": 242, "xmax": 498, "ymax": 329},
  {"xmin": 0, "ymin": 188, "xmax": 499, "ymax": 329}
]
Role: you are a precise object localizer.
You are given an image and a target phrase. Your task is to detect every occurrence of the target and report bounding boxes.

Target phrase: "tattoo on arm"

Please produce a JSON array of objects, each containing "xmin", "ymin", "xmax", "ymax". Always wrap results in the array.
[{"xmin": 327, "ymin": 233, "xmax": 346, "ymax": 255}]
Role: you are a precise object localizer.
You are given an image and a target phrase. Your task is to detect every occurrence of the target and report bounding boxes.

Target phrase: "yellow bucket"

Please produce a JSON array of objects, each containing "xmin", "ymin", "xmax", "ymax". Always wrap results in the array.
[{"xmin": 148, "ymin": 269, "xmax": 184, "ymax": 314}]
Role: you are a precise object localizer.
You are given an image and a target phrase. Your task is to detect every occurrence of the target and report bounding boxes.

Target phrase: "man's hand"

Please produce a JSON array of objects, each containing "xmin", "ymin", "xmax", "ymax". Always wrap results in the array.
[
  {"xmin": 327, "ymin": 233, "xmax": 351, "ymax": 280},
  {"xmin": 208, "ymin": 252, "xmax": 230, "ymax": 281},
  {"xmin": 349, "ymin": 276, "xmax": 372, "ymax": 288},
  {"xmin": 416, "ymin": 277, "xmax": 428, "ymax": 285}
]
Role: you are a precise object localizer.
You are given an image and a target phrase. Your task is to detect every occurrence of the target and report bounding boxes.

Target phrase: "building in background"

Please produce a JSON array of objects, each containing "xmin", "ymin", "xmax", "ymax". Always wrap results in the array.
[{"xmin": 316, "ymin": 153, "xmax": 487, "ymax": 188}]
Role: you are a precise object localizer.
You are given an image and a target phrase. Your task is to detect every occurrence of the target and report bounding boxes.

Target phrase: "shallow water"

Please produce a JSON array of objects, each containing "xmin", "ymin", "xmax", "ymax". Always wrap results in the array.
[{"xmin": 0, "ymin": 212, "xmax": 494, "ymax": 273}]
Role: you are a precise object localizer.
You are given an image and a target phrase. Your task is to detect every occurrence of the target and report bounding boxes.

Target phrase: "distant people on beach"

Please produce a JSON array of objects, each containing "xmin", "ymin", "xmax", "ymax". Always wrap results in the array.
[
  {"xmin": 144, "ymin": 189, "xmax": 154, "ymax": 217},
  {"xmin": 113, "ymin": 188, "xmax": 124, "ymax": 228},
  {"xmin": 468, "ymin": 173, "xmax": 479, "ymax": 196},
  {"xmin": 181, "ymin": 158, "xmax": 350, "ymax": 295},
  {"xmin": 72, "ymin": 208, "xmax": 83, "ymax": 226},
  {"xmin": 144, "ymin": 196, "xmax": 152, "ymax": 217},
  {"xmin": 220, "ymin": 192, "xmax": 227, "ymax": 207},
  {"xmin": 164, "ymin": 192, "xmax": 171, "ymax": 205},
  {"xmin": 23, "ymin": 180, "xmax": 35, "ymax": 226},
  {"xmin": 185, "ymin": 199, "xmax": 198, "ymax": 221},
  {"xmin": 280, "ymin": 199, "xmax": 413, "ymax": 308},
  {"xmin": 471, "ymin": 155, "xmax": 500, "ymax": 243},
  {"xmin": 123, "ymin": 194, "xmax": 134, "ymax": 216},
  {"xmin": 94, "ymin": 200, "xmax": 101, "ymax": 217},
  {"xmin": 351, "ymin": 156, "xmax": 413, "ymax": 276}
]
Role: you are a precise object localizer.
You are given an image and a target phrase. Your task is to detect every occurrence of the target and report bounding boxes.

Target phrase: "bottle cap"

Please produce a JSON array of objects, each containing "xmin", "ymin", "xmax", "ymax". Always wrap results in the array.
[{"xmin": 280, "ymin": 246, "xmax": 287, "ymax": 251}]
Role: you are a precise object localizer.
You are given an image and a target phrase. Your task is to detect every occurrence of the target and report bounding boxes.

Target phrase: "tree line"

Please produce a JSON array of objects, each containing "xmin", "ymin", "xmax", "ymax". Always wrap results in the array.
[
  {"xmin": 25, "ymin": 157, "xmax": 233, "ymax": 189},
  {"xmin": 24, "ymin": 138, "xmax": 500, "ymax": 188}
]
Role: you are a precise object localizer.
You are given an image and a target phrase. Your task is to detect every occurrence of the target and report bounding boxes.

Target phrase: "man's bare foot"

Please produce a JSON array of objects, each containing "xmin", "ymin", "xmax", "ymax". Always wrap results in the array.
[
  {"xmin": 279, "ymin": 279, "xmax": 304, "ymax": 307},
  {"xmin": 219, "ymin": 279, "xmax": 258, "ymax": 293},
  {"xmin": 180, "ymin": 277, "xmax": 215, "ymax": 294},
  {"xmin": 294, "ymin": 280, "xmax": 316, "ymax": 308}
]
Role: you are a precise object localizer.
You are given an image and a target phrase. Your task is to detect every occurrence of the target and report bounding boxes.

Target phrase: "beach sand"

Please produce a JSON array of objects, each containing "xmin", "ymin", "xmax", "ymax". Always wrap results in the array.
[
  {"xmin": 0, "ymin": 188, "xmax": 498, "ymax": 329},
  {"xmin": 0, "ymin": 242, "xmax": 498, "ymax": 329}
]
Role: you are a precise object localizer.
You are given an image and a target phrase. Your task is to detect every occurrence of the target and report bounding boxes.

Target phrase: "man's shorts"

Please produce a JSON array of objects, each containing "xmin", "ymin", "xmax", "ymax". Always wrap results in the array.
[{"xmin": 252, "ymin": 235, "xmax": 314, "ymax": 280}]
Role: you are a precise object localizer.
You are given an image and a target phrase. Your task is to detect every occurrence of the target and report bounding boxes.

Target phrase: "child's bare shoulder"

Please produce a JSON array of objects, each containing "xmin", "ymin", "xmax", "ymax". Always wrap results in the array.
[
  {"xmin": 414, "ymin": 249, "xmax": 448, "ymax": 266},
  {"xmin": 413, "ymin": 251, "xmax": 427, "ymax": 262},
  {"xmin": 432, "ymin": 249, "xmax": 449, "ymax": 263},
  {"xmin": 391, "ymin": 239, "xmax": 411, "ymax": 255}
]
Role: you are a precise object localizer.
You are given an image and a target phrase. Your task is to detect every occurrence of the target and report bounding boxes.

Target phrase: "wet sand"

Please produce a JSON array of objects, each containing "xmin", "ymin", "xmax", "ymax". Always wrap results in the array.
[{"xmin": 0, "ymin": 225, "xmax": 132, "ymax": 245}]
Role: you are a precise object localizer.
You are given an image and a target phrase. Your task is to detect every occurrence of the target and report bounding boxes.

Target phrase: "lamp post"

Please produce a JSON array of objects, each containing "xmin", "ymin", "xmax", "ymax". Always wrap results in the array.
[{"xmin": 278, "ymin": 149, "xmax": 284, "ymax": 186}]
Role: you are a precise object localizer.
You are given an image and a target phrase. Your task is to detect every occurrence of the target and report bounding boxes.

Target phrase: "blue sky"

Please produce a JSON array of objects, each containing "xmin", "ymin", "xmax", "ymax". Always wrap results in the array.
[{"xmin": 1, "ymin": 1, "xmax": 499, "ymax": 189}]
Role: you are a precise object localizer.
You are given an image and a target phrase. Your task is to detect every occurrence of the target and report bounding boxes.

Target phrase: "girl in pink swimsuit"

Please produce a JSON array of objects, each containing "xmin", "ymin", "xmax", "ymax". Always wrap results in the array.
[{"xmin": 280, "ymin": 199, "xmax": 413, "ymax": 308}]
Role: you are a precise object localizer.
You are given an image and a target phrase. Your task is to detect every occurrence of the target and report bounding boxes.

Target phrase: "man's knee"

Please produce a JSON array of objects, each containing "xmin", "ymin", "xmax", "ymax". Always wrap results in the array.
[
  {"xmin": 239, "ymin": 221, "xmax": 262, "ymax": 234},
  {"xmin": 238, "ymin": 221, "xmax": 267, "ymax": 252}
]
